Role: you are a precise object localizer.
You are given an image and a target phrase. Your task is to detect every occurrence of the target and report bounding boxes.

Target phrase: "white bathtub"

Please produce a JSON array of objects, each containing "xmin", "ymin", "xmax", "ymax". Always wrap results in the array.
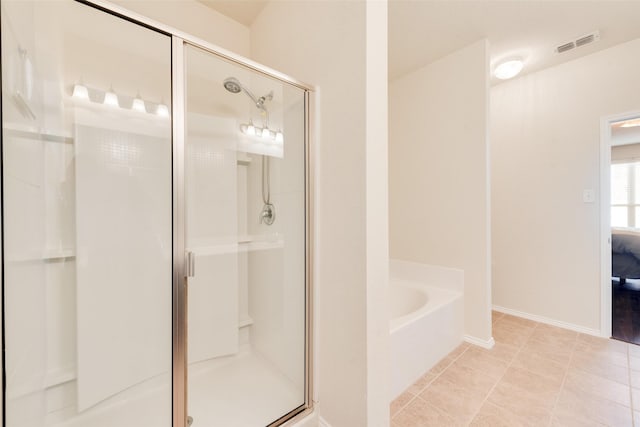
[{"xmin": 390, "ymin": 260, "xmax": 464, "ymax": 400}]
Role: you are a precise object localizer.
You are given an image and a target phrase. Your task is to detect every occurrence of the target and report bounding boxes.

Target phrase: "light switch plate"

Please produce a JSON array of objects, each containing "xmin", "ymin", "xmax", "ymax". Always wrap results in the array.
[{"xmin": 583, "ymin": 189, "xmax": 595, "ymax": 203}]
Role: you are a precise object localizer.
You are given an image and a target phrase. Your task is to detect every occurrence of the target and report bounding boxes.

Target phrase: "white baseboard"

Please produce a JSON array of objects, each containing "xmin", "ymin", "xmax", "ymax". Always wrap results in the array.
[
  {"xmin": 464, "ymin": 335, "xmax": 495, "ymax": 349},
  {"xmin": 492, "ymin": 305, "xmax": 602, "ymax": 337}
]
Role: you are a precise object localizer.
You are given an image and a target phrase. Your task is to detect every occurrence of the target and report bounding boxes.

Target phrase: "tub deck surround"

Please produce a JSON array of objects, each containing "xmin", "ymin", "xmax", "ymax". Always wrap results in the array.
[
  {"xmin": 391, "ymin": 311, "xmax": 640, "ymax": 426},
  {"xmin": 389, "ymin": 260, "xmax": 465, "ymax": 400}
]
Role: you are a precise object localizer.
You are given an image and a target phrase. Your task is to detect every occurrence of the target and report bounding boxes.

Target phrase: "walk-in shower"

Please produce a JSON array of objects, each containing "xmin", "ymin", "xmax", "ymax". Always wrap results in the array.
[{"xmin": 0, "ymin": 1, "xmax": 312, "ymax": 427}]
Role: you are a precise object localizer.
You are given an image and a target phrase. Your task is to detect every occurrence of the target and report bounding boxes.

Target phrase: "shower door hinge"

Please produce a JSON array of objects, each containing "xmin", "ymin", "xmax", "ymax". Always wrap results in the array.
[{"xmin": 185, "ymin": 251, "xmax": 195, "ymax": 278}]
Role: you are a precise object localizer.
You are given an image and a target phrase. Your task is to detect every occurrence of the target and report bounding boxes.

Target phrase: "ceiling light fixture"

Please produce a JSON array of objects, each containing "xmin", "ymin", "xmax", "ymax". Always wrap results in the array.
[{"xmin": 494, "ymin": 59, "xmax": 524, "ymax": 80}]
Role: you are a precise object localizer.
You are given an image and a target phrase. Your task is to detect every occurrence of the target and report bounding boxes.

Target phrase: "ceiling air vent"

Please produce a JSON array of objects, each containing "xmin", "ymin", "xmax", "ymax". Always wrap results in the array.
[
  {"xmin": 555, "ymin": 31, "xmax": 600, "ymax": 54},
  {"xmin": 556, "ymin": 42, "xmax": 575, "ymax": 54}
]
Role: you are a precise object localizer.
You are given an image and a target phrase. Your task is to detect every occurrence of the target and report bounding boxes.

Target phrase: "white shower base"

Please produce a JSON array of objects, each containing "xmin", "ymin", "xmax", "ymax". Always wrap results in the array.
[{"xmin": 44, "ymin": 349, "xmax": 302, "ymax": 427}]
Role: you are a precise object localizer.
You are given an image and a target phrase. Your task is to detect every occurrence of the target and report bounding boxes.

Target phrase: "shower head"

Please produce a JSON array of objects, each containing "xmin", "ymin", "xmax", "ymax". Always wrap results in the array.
[
  {"xmin": 223, "ymin": 77, "xmax": 242, "ymax": 94},
  {"xmin": 223, "ymin": 76, "xmax": 273, "ymax": 124}
]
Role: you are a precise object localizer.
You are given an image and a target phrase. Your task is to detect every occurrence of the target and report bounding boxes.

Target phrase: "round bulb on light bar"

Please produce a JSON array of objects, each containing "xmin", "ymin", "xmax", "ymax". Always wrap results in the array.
[
  {"xmin": 156, "ymin": 103, "xmax": 169, "ymax": 117},
  {"xmin": 494, "ymin": 59, "xmax": 524, "ymax": 80},
  {"xmin": 103, "ymin": 90, "xmax": 119, "ymax": 107},
  {"xmin": 132, "ymin": 96, "xmax": 146, "ymax": 113},
  {"xmin": 72, "ymin": 84, "xmax": 89, "ymax": 100}
]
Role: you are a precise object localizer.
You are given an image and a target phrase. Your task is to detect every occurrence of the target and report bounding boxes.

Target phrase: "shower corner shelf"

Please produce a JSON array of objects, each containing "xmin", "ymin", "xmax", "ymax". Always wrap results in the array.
[
  {"xmin": 4, "ymin": 123, "xmax": 74, "ymax": 143},
  {"xmin": 237, "ymin": 155, "xmax": 252, "ymax": 166}
]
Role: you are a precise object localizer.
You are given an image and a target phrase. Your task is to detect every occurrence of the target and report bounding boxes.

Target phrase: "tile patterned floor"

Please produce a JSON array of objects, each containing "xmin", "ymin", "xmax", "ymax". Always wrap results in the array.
[{"xmin": 390, "ymin": 311, "xmax": 640, "ymax": 426}]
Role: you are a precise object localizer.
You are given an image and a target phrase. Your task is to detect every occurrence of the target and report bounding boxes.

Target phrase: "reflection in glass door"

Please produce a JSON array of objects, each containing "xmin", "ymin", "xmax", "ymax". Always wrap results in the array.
[
  {"xmin": 2, "ymin": 2, "xmax": 311, "ymax": 426},
  {"xmin": 183, "ymin": 44, "xmax": 308, "ymax": 426},
  {"xmin": 1, "ymin": 2, "xmax": 173, "ymax": 426}
]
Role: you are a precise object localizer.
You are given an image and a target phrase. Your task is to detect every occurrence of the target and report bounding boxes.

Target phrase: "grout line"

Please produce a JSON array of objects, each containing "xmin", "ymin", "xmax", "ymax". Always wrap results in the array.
[
  {"xmin": 462, "ymin": 319, "xmax": 540, "ymax": 425},
  {"xmin": 547, "ymin": 329, "xmax": 579, "ymax": 426},
  {"xmin": 391, "ymin": 343, "xmax": 471, "ymax": 419}
]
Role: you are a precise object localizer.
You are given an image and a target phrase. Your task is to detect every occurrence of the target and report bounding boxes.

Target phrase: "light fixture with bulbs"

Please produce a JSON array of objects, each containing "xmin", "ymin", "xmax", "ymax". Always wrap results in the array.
[
  {"xmin": 494, "ymin": 58, "xmax": 524, "ymax": 80},
  {"xmin": 240, "ymin": 122, "xmax": 284, "ymax": 143},
  {"xmin": 70, "ymin": 83, "xmax": 169, "ymax": 118}
]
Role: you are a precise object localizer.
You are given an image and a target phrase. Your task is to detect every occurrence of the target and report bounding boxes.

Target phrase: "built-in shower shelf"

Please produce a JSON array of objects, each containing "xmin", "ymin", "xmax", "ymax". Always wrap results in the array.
[
  {"xmin": 42, "ymin": 248, "xmax": 76, "ymax": 260},
  {"xmin": 188, "ymin": 238, "xmax": 283, "ymax": 256},
  {"xmin": 7, "ymin": 249, "xmax": 76, "ymax": 263},
  {"xmin": 238, "ymin": 317, "xmax": 254, "ymax": 328},
  {"xmin": 237, "ymin": 155, "xmax": 252, "ymax": 166},
  {"xmin": 3, "ymin": 124, "xmax": 74, "ymax": 143}
]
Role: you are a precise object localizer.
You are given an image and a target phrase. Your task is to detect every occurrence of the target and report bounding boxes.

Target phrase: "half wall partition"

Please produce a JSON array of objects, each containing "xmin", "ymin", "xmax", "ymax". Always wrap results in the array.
[{"xmin": 0, "ymin": 1, "xmax": 312, "ymax": 426}]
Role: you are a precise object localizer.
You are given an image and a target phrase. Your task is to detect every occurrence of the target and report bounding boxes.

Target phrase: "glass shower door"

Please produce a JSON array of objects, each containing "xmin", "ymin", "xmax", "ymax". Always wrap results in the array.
[
  {"xmin": 1, "ymin": 1, "xmax": 173, "ymax": 426},
  {"xmin": 183, "ymin": 43, "xmax": 308, "ymax": 426}
]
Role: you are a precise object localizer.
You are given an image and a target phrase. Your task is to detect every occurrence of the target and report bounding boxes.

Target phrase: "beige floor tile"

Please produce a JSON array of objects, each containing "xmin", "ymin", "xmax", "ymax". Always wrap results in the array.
[
  {"xmin": 577, "ymin": 334, "xmax": 629, "ymax": 354},
  {"xmin": 511, "ymin": 350, "xmax": 568, "ymax": 381},
  {"xmin": 574, "ymin": 341, "xmax": 629, "ymax": 367},
  {"xmin": 419, "ymin": 376, "xmax": 488, "ymax": 425},
  {"xmin": 493, "ymin": 317, "xmax": 537, "ymax": 335},
  {"xmin": 632, "ymin": 388, "xmax": 640, "ymax": 410},
  {"xmin": 522, "ymin": 338, "xmax": 574, "ymax": 366},
  {"xmin": 500, "ymin": 313, "xmax": 539, "ymax": 328},
  {"xmin": 570, "ymin": 349, "xmax": 629, "ymax": 385},
  {"xmin": 469, "ymin": 402, "xmax": 532, "ymax": 427},
  {"xmin": 492, "ymin": 310, "xmax": 505, "ymax": 323},
  {"xmin": 529, "ymin": 325, "xmax": 578, "ymax": 348},
  {"xmin": 407, "ymin": 372, "xmax": 436, "ymax": 395},
  {"xmin": 455, "ymin": 347, "xmax": 510, "ymax": 380},
  {"xmin": 554, "ymin": 387, "xmax": 633, "ymax": 427},
  {"xmin": 428, "ymin": 356, "xmax": 454, "ymax": 375},
  {"xmin": 564, "ymin": 368, "xmax": 631, "ymax": 407},
  {"xmin": 629, "ymin": 344, "xmax": 640, "ymax": 357},
  {"xmin": 439, "ymin": 362, "xmax": 498, "ymax": 396},
  {"xmin": 498, "ymin": 366, "xmax": 563, "ymax": 405},
  {"xmin": 392, "ymin": 396, "xmax": 460, "ymax": 427},
  {"xmin": 391, "ymin": 390, "xmax": 415, "ymax": 417},
  {"xmin": 486, "ymin": 381, "xmax": 554, "ymax": 424},
  {"xmin": 446, "ymin": 342, "xmax": 470, "ymax": 360},
  {"xmin": 493, "ymin": 326, "xmax": 530, "ymax": 348},
  {"xmin": 631, "ymin": 369, "xmax": 640, "ymax": 389},
  {"xmin": 473, "ymin": 341, "xmax": 520, "ymax": 363},
  {"xmin": 550, "ymin": 414, "xmax": 607, "ymax": 427}
]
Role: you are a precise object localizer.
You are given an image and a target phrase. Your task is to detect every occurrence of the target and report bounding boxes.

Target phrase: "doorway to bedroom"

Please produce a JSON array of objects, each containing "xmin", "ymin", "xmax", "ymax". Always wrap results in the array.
[{"xmin": 609, "ymin": 114, "xmax": 640, "ymax": 345}]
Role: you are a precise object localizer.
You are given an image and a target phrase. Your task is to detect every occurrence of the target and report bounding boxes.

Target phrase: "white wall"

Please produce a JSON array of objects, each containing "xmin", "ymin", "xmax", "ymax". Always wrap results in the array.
[
  {"xmin": 251, "ymin": 1, "xmax": 389, "ymax": 426},
  {"xmin": 111, "ymin": 0, "xmax": 250, "ymax": 57},
  {"xmin": 491, "ymin": 38, "xmax": 640, "ymax": 331},
  {"xmin": 389, "ymin": 40, "xmax": 492, "ymax": 343}
]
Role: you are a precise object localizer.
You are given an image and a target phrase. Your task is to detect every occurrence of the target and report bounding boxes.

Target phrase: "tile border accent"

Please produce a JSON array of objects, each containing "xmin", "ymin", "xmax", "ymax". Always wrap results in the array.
[
  {"xmin": 492, "ymin": 305, "xmax": 602, "ymax": 337},
  {"xmin": 464, "ymin": 335, "xmax": 496, "ymax": 349}
]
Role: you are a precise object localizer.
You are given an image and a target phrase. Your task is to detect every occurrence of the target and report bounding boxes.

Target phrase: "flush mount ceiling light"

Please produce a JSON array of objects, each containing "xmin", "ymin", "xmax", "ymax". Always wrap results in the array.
[{"xmin": 494, "ymin": 59, "xmax": 524, "ymax": 80}]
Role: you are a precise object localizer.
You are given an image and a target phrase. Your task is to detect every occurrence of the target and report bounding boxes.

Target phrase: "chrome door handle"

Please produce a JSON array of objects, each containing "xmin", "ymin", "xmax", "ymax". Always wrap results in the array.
[{"xmin": 185, "ymin": 251, "xmax": 195, "ymax": 278}]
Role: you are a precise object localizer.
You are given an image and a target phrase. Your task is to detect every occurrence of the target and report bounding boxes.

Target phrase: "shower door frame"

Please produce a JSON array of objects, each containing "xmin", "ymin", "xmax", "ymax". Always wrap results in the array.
[{"xmin": 1, "ymin": 1, "xmax": 315, "ymax": 426}]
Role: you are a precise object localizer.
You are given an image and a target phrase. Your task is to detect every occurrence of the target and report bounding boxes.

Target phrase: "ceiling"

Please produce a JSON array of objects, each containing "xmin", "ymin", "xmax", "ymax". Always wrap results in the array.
[
  {"xmin": 389, "ymin": 1, "xmax": 640, "ymax": 82},
  {"xmin": 197, "ymin": 0, "xmax": 267, "ymax": 26},
  {"xmin": 196, "ymin": 1, "xmax": 640, "ymax": 83}
]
